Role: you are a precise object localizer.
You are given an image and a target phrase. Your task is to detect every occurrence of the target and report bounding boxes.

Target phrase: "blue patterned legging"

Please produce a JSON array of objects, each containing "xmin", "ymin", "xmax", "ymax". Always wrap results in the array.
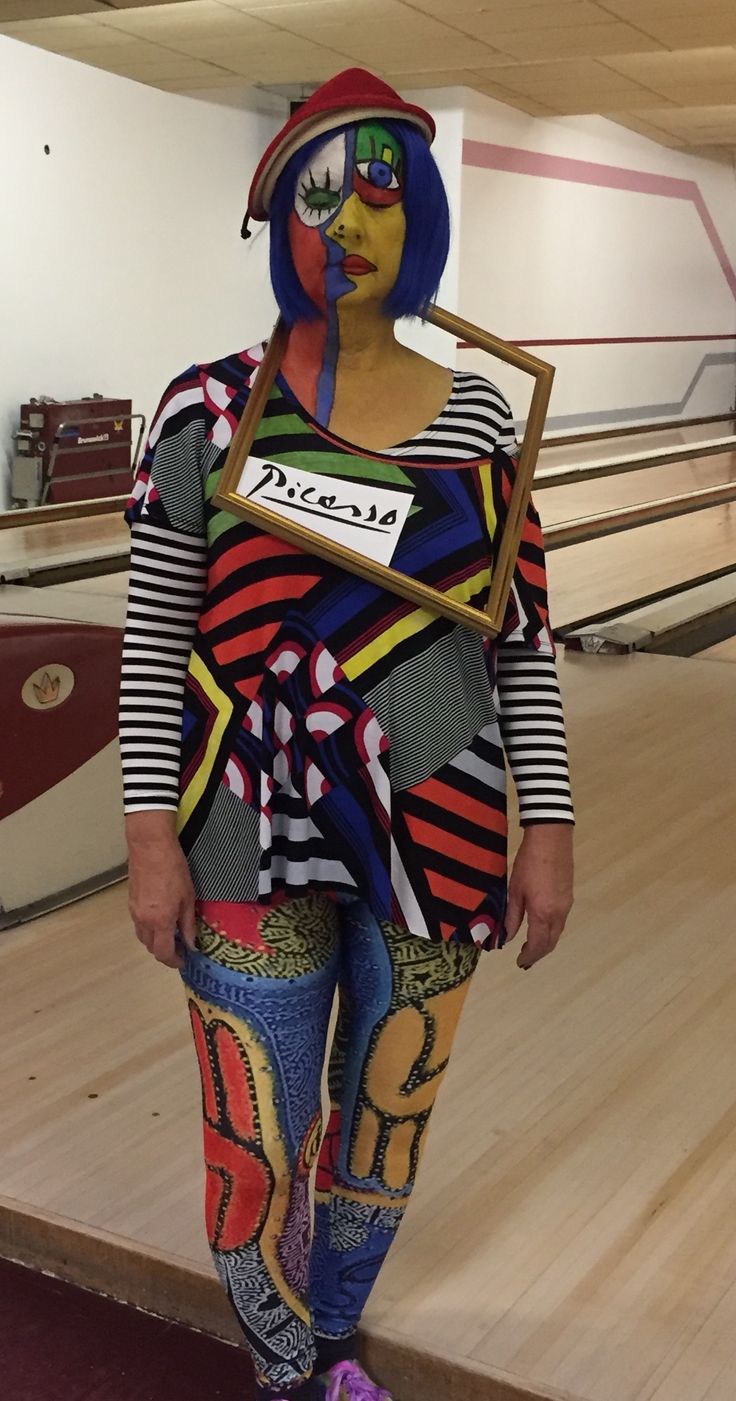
[{"xmin": 178, "ymin": 891, "xmax": 479, "ymax": 1396}]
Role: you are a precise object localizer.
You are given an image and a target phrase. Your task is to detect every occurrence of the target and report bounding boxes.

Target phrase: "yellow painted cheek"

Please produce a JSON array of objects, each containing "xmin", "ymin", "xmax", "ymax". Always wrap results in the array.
[
  {"xmin": 370, "ymin": 203, "xmax": 403, "ymax": 281},
  {"xmin": 334, "ymin": 194, "xmax": 405, "ymax": 299},
  {"xmin": 368, "ymin": 203, "xmax": 406, "ymax": 292}
]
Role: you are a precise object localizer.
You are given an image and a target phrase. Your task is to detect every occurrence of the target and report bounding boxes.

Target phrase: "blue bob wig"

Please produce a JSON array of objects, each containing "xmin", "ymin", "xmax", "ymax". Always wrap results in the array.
[{"xmin": 268, "ymin": 118, "xmax": 451, "ymax": 326}]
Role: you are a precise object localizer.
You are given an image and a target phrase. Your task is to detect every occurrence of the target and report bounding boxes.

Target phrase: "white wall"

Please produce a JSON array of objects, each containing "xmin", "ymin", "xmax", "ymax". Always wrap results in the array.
[
  {"xmin": 395, "ymin": 87, "xmax": 465, "ymax": 369},
  {"xmin": 0, "ymin": 35, "xmax": 284, "ymax": 489},
  {"xmin": 458, "ymin": 90, "xmax": 736, "ymax": 431}
]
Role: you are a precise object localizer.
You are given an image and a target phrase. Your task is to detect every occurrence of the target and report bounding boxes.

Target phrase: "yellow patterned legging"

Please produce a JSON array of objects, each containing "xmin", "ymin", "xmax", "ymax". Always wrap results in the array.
[{"xmin": 179, "ymin": 892, "xmax": 479, "ymax": 1396}]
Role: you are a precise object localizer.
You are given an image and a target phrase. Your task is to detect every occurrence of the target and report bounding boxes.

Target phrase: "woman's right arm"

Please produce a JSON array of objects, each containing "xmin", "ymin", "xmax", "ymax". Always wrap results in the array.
[
  {"xmin": 118, "ymin": 368, "xmax": 208, "ymax": 969},
  {"xmin": 120, "ymin": 519, "xmax": 207, "ymax": 968}
]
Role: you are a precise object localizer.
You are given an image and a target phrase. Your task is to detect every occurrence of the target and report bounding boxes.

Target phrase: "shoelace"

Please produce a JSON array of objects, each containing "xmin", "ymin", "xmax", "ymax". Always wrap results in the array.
[{"xmin": 323, "ymin": 1359, "xmax": 392, "ymax": 1401}]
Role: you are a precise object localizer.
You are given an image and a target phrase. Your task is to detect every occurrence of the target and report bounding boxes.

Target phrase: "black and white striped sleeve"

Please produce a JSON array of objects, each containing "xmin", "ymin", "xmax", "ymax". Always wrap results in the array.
[
  {"xmin": 119, "ymin": 368, "xmax": 208, "ymax": 814},
  {"xmin": 492, "ymin": 436, "xmax": 575, "ymax": 827},
  {"xmin": 495, "ymin": 648, "xmax": 575, "ymax": 825}
]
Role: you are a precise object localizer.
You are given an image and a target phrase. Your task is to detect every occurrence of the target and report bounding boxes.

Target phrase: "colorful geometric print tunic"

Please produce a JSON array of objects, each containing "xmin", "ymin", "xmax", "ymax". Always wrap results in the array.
[{"xmin": 121, "ymin": 343, "xmax": 574, "ymax": 951}]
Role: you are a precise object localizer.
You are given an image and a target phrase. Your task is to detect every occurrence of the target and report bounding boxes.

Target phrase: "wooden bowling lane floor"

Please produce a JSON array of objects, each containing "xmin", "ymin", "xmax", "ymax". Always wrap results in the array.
[
  {"xmin": 538, "ymin": 449, "xmax": 736, "ymax": 526},
  {"xmin": 0, "ymin": 512, "xmax": 127, "ymax": 582},
  {"xmin": 1, "ymin": 651, "xmax": 736, "ymax": 1401},
  {"xmin": 547, "ymin": 502, "xmax": 736, "ymax": 629},
  {"xmin": 539, "ymin": 419, "xmax": 736, "ymax": 470},
  {"xmin": 695, "ymin": 634, "xmax": 736, "ymax": 663}
]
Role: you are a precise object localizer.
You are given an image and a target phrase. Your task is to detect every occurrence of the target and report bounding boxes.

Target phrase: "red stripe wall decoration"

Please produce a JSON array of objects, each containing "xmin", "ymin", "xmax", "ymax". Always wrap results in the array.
[{"xmin": 462, "ymin": 140, "xmax": 736, "ymax": 303}]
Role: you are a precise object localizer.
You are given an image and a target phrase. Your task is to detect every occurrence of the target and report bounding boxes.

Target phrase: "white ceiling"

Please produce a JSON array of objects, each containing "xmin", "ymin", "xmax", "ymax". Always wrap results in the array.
[{"xmin": 2, "ymin": 0, "xmax": 736, "ymax": 153}]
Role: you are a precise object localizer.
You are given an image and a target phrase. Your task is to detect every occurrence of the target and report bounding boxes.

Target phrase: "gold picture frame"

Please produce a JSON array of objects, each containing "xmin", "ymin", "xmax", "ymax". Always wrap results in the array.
[{"xmin": 212, "ymin": 307, "xmax": 554, "ymax": 638}]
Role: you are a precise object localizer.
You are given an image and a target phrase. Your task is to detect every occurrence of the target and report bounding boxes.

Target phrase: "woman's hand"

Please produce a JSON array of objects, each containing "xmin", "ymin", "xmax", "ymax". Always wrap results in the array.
[
  {"xmin": 125, "ymin": 811, "xmax": 199, "ymax": 970},
  {"xmin": 504, "ymin": 824, "xmax": 574, "ymax": 971}
]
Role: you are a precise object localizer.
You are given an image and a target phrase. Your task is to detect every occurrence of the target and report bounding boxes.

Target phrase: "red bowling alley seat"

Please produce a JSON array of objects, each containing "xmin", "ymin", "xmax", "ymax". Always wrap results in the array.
[
  {"xmin": 0, "ymin": 607, "xmax": 127, "ymax": 926},
  {"xmin": 1, "ymin": 618, "xmax": 121, "ymax": 818}
]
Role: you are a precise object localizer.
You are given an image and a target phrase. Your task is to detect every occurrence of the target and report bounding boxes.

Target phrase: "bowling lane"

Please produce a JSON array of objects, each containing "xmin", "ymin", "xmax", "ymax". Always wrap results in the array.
[
  {"xmin": 547, "ymin": 502, "xmax": 736, "ymax": 629},
  {"xmin": 0, "ymin": 513, "xmax": 127, "ymax": 582},
  {"xmin": 54, "ymin": 505, "xmax": 733, "ymax": 648},
  {"xmin": 2, "ymin": 445, "xmax": 732, "ymax": 644},
  {"xmin": 539, "ymin": 417, "xmax": 736, "ymax": 469},
  {"xmin": 537, "ymin": 448, "xmax": 736, "ymax": 526},
  {"xmin": 55, "ymin": 572, "xmax": 130, "ymax": 596},
  {"xmin": 695, "ymin": 634, "xmax": 736, "ymax": 662}
]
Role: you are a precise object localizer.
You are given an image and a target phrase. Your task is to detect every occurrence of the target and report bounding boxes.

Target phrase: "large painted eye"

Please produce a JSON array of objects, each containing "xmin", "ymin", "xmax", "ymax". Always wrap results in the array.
[
  {"xmin": 294, "ymin": 133, "xmax": 346, "ymax": 226},
  {"xmin": 298, "ymin": 182, "xmax": 341, "ymax": 222},
  {"xmin": 356, "ymin": 159, "xmax": 400, "ymax": 192}
]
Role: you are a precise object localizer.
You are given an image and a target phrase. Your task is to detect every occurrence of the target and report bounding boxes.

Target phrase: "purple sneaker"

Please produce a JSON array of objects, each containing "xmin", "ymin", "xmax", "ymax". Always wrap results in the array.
[{"xmin": 321, "ymin": 1359, "xmax": 393, "ymax": 1400}]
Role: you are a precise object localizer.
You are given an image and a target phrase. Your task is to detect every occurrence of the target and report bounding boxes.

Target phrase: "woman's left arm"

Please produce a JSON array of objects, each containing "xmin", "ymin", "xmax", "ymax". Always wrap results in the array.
[
  {"xmin": 495, "ymin": 644, "xmax": 575, "ymax": 971},
  {"xmin": 491, "ymin": 430, "xmax": 575, "ymax": 971}
]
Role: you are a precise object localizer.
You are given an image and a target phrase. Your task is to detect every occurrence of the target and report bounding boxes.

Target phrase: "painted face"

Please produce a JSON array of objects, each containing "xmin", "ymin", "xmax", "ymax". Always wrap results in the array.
[{"xmin": 288, "ymin": 121, "xmax": 406, "ymax": 314}]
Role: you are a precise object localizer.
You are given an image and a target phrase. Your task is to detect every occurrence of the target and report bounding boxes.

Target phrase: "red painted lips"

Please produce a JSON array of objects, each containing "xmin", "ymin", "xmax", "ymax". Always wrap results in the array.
[{"xmin": 341, "ymin": 255, "xmax": 377, "ymax": 276}]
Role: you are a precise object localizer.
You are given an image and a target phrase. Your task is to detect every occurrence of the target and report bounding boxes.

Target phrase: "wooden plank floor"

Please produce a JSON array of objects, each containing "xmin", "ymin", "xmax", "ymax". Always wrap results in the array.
[
  {"xmin": 696, "ymin": 634, "xmax": 736, "ymax": 662},
  {"xmin": 546, "ymin": 504, "xmax": 736, "ymax": 628},
  {"xmin": 539, "ymin": 451, "xmax": 736, "ymax": 525},
  {"xmin": 0, "ymin": 513, "xmax": 127, "ymax": 581},
  {"xmin": 539, "ymin": 420, "xmax": 736, "ymax": 470},
  {"xmin": 2, "ymin": 650, "xmax": 735, "ymax": 1401}
]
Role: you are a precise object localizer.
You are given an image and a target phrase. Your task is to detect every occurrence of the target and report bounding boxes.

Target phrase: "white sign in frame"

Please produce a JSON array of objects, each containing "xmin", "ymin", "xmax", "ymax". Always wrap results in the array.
[{"xmin": 238, "ymin": 455, "xmax": 415, "ymax": 567}]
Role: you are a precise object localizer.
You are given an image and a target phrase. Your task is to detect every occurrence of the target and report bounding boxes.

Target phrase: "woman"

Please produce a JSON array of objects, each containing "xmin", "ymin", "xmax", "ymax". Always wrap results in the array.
[{"xmin": 120, "ymin": 68, "xmax": 574, "ymax": 1401}]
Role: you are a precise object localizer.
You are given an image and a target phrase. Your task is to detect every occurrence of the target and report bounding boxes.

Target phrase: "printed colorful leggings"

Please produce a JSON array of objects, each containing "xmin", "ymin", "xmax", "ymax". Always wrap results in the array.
[{"xmin": 178, "ymin": 892, "xmax": 479, "ymax": 1397}]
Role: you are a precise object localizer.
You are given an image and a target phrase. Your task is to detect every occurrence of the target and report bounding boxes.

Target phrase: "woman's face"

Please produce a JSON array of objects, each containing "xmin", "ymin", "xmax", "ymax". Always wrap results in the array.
[{"xmin": 288, "ymin": 121, "xmax": 406, "ymax": 314}]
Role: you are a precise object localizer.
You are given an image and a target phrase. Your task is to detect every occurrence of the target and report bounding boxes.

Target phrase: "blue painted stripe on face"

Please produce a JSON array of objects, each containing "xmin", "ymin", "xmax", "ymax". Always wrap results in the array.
[{"xmin": 314, "ymin": 128, "xmax": 358, "ymax": 427}]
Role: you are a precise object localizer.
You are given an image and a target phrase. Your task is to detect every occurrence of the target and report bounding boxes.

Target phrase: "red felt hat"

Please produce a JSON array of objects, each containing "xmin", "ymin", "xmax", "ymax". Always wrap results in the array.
[{"xmin": 246, "ymin": 67, "xmax": 435, "ymax": 222}]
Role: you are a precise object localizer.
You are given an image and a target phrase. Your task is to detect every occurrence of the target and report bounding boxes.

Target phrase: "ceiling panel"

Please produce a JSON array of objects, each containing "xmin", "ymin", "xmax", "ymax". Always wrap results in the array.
[
  {"xmin": 443, "ymin": 5, "xmax": 642, "ymax": 48},
  {"xmin": 489, "ymin": 22, "xmax": 665, "ymax": 62},
  {"xmin": 598, "ymin": 0, "xmax": 736, "ymax": 47},
  {"xmin": 0, "ymin": 0, "xmax": 197, "ymax": 15},
  {"xmin": 150, "ymin": 72, "xmax": 242, "ymax": 89},
  {"xmin": 635, "ymin": 18, "xmax": 736, "ymax": 47},
  {"xmin": 0, "ymin": 0, "xmax": 103, "ymax": 16},
  {"xmin": 469, "ymin": 57, "xmax": 671, "ymax": 101},
  {"xmin": 1, "ymin": 0, "xmax": 735, "ymax": 153},
  {"xmin": 215, "ymin": 45, "xmax": 357, "ymax": 83},
  {"xmin": 343, "ymin": 35, "xmax": 502, "ymax": 70},
  {"xmin": 391, "ymin": 68, "xmax": 488, "ymax": 89},
  {"xmin": 464, "ymin": 79, "xmax": 560, "ymax": 116},
  {"xmin": 638, "ymin": 104, "xmax": 736, "ymax": 135},
  {"xmin": 98, "ymin": 52, "xmax": 228, "ymax": 79},
  {"xmin": 92, "ymin": 1, "xmax": 271, "ymax": 40},
  {"xmin": 600, "ymin": 0, "xmax": 736, "ymax": 19},
  {"xmin": 604, "ymin": 46, "xmax": 736, "ymax": 93},
  {"xmin": 217, "ymin": 0, "xmax": 354, "ymax": 9},
  {"xmin": 237, "ymin": 0, "xmax": 426, "ymax": 32},
  {"xmin": 600, "ymin": 47, "xmax": 736, "ymax": 112},
  {"xmin": 598, "ymin": 112, "xmax": 687, "ymax": 147},
  {"xmin": 445, "ymin": 2, "xmax": 618, "ymax": 36},
  {"xmin": 407, "ymin": 0, "xmax": 603, "ymax": 16},
  {"xmin": 250, "ymin": 7, "xmax": 505, "ymax": 63},
  {"xmin": 0, "ymin": 17, "xmax": 126, "ymax": 50}
]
